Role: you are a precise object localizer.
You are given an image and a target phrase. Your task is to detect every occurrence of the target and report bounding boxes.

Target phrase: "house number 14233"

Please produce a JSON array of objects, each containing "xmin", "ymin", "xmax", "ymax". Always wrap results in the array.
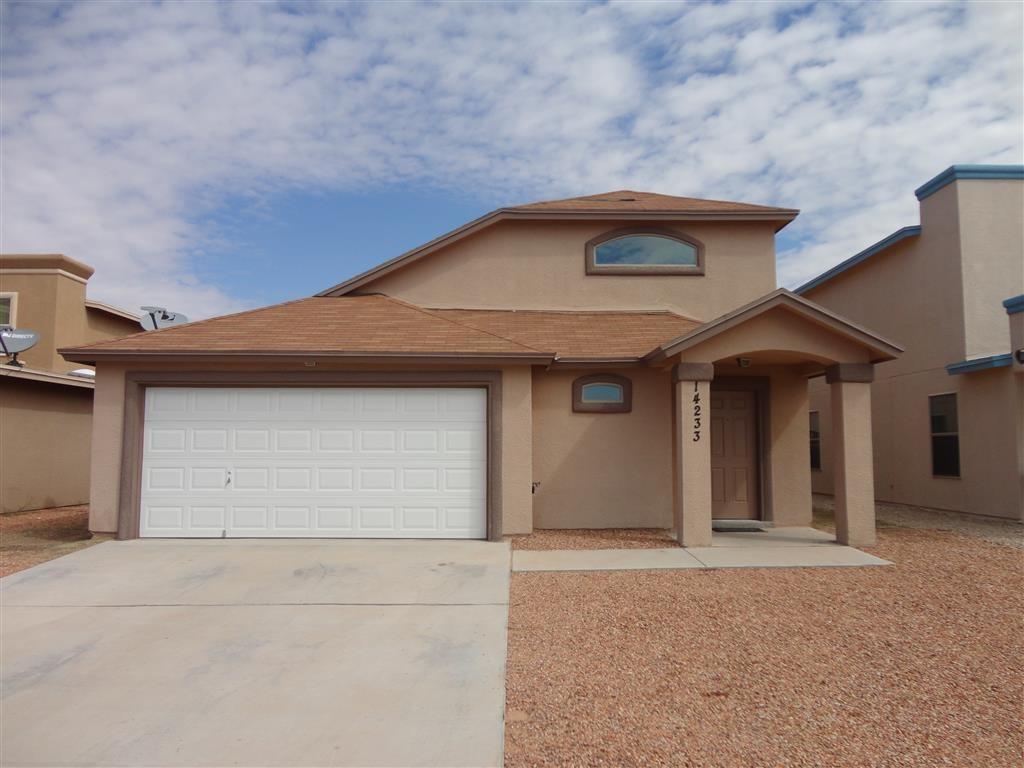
[{"xmin": 692, "ymin": 382, "xmax": 702, "ymax": 441}]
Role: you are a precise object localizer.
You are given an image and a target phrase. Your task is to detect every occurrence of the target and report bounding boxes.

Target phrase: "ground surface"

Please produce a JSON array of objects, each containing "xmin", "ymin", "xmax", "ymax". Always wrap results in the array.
[
  {"xmin": 0, "ymin": 505, "xmax": 106, "ymax": 577},
  {"xmin": 509, "ymin": 527, "xmax": 679, "ymax": 550},
  {"xmin": 504, "ymin": 524, "xmax": 1024, "ymax": 767},
  {"xmin": 814, "ymin": 492, "xmax": 1024, "ymax": 549},
  {"xmin": 1, "ymin": 539, "xmax": 510, "ymax": 767}
]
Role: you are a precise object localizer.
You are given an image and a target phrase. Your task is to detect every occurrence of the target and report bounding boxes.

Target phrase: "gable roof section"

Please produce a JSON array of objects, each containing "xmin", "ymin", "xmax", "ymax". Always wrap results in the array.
[
  {"xmin": 60, "ymin": 295, "xmax": 548, "ymax": 363},
  {"xmin": 432, "ymin": 308, "xmax": 701, "ymax": 360},
  {"xmin": 795, "ymin": 226, "xmax": 922, "ymax": 295},
  {"xmin": 646, "ymin": 289, "xmax": 903, "ymax": 364},
  {"xmin": 318, "ymin": 190, "xmax": 799, "ymax": 297}
]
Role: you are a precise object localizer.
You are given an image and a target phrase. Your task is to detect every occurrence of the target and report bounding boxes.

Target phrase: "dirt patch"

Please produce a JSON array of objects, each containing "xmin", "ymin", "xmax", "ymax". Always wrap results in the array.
[
  {"xmin": 505, "ymin": 526, "xmax": 1024, "ymax": 767},
  {"xmin": 507, "ymin": 528, "xmax": 679, "ymax": 551},
  {"xmin": 0, "ymin": 506, "xmax": 107, "ymax": 577}
]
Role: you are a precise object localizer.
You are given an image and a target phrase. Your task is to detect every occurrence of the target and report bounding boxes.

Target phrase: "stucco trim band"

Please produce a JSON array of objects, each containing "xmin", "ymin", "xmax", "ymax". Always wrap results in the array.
[
  {"xmin": 825, "ymin": 363, "xmax": 875, "ymax": 384},
  {"xmin": 673, "ymin": 362, "xmax": 715, "ymax": 382},
  {"xmin": 116, "ymin": 370, "xmax": 504, "ymax": 542}
]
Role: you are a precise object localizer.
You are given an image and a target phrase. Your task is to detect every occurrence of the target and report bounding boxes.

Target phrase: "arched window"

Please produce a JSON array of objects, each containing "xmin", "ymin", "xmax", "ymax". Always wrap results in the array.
[
  {"xmin": 585, "ymin": 227, "xmax": 704, "ymax": 275},
  {"xmin": 573, "ymin": 373, "xmax": 632, "ymax": 413}
]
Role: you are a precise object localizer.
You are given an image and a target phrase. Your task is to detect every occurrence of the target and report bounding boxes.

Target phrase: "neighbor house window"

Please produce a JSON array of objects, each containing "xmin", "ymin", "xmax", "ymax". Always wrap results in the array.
[
  {"xmin": 572, "ymin": 373, "xmax": 632, "ymax": 413},
  {"xmin": 586, "ymin": 228, "xmax": 704, "ymax": 275},
  {"xmin": 809, "ymin": 411, "xmax": 822, "ymax": 470},
  {"xmin": 0, "ymin": 293, "xmax": 16, "ymax": 326},
  {"xmin": 929, "ymin": 394, "xmax": 960, "ymax": 477}
]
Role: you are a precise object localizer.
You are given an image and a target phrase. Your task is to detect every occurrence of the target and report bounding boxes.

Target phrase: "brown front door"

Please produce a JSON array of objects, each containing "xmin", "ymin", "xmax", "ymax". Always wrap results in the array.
[{"xmin": 710, "ymin": 388, "xmax": 759, "ymax": 519}]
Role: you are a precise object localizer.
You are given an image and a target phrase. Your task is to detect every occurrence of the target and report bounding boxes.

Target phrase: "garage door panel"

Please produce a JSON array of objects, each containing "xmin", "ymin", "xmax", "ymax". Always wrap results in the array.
[{"xmin": 141, "ymin": 387, "xmax": 487, "ymax": 538}]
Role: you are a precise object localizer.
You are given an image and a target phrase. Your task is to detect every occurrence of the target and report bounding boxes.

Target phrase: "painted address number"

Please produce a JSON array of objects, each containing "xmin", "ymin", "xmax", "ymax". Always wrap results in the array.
[{"xmin": 692, "ymin": 381, "xmax": 702, "ymax": 441}]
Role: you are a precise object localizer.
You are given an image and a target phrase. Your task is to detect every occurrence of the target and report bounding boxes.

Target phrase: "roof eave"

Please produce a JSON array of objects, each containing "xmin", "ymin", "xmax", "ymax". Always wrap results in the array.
[{"xmin": 59, "ymin": 348, "xmax": 553, "ymax": 366}]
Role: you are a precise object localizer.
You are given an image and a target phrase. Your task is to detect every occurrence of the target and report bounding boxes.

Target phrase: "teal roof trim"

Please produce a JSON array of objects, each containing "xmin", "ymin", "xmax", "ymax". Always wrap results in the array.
[
  {"xmin": 946, "ymin": 354, "xmax": 1013, "ymax": 375},
  {"xmin": 794, "ymin": 226, "xmax": 921, "ymax": 295},
  {"xmin": 915, "ymin": 165, "xmax": 1024, "ymax": 201},
  {"xmin": 1003, "ymin": 295, "xmax": 1024, "ymax": 315}
]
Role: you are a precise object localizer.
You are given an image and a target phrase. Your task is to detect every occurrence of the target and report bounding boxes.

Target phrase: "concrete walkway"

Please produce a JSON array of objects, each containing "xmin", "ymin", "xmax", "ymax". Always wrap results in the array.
[
  {"xmin": 1, "ymin": 539, "xmax": 510, "ymax": 768},
  {"xmin": 512, "ymin": 526, "xmax": 890, "ymax": 572}
]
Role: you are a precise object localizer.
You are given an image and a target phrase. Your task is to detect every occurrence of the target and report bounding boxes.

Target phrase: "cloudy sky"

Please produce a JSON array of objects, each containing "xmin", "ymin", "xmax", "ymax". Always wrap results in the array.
[{"xmin": 2, "ymin": 0, "xmax": 1021, "ymax": 319}]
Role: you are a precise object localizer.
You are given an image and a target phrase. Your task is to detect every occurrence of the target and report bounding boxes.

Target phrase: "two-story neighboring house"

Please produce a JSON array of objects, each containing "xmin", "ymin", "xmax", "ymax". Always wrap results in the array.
[
  {"xmin": 61, "ymin": 192, "xmax": 902, "ymax": 547},
  {"xmin": 799, "ymin": 166, "xmax": 1024, "ymax": 521},
  {"xmin": 1, "ymin": 254, "xmax": 141, "ymax": 513}
]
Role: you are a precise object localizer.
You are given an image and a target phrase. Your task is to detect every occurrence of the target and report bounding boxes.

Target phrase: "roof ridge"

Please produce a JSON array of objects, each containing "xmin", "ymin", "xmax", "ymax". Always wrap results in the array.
[
  {"xmin": 378, "ymin": 295, "xmax": 549, "ymax": 354},
  {"xmin": 63, "ymin": 295, "xmax": 316, "ymax": 352}
]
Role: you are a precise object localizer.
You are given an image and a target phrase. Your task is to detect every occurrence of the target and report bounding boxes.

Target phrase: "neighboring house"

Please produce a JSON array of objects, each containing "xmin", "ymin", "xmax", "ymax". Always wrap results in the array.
[
  {"xmin": 799, "ymin": 166, "xmax": 1024, "ymax": 521},
  {"xmin": 1, "ymin": 254, "xmax": 140, "ymax": 513},
  {"xmin": 62, "ymin": 191, "xmax": 902, "ymax": 547}
]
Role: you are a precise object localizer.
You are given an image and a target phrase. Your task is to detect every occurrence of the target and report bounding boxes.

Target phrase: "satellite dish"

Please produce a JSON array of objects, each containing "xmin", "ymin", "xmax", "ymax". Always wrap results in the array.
[
  {"xmin": 0, "ymin": 327, "xmax": 39, "ymax": 368},
  {"xmin": 139, "ymin": 306, "xmax": 189, "ymax": 331}
]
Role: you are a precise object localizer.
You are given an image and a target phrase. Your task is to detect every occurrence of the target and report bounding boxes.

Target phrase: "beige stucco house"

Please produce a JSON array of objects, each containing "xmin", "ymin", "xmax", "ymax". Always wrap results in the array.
[
  {"xmin": 1, "ymin": 254, "xmax": 140, "ymax": 513},
  {"xmin": 62, "ymin": 191, "xmax": 903, "ymax": 547},
  {"xmin": 800, "ymin": 165, "xmax": 1024, "ymax": 521}
]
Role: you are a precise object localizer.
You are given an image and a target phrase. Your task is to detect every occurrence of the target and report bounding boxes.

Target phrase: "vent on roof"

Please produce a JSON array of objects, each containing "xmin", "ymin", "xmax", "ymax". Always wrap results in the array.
[{"xmin": 618, "ymin": 197, "xmax": 637, "ymax": 201}]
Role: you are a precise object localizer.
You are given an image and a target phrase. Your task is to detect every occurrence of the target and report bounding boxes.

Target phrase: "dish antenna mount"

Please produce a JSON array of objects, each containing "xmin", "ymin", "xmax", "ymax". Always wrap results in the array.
[
  {"xmin": 0, "ymin": 326, "xmax": 40, "ymax": 368},
  {"xmin": 140, "ymin": 306, "xmax": 189, "ymax": 331}
]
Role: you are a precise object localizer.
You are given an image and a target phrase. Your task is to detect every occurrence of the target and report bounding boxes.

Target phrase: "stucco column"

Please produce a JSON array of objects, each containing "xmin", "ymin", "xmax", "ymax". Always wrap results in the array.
[
  {"xmin": 827, "ymin": 364, "xmax": 876, "ymax": 547},
  {"xmin": 673, "ymin": 363, "xmax": 714, "ymax": 547}
]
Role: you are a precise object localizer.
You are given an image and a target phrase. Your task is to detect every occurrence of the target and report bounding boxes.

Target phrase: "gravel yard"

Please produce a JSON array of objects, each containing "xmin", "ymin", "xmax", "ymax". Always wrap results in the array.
[
  {"xmin": 0, "ymin": 505, "xmax": 105, "ymax": 577},
  {"xmin": 508, "ymin": 527, "xmax": 679, "ymax": 550},
  {"xmin": 504, "ymin": 526, "xmax": 1024, "ymax": 767}
]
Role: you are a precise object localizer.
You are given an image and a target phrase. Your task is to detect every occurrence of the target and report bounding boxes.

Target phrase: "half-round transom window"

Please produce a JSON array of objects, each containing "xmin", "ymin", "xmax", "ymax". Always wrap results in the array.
[
  {"xmin": 594, "ymin": 235, "xmax": 698, "ymax": 267},
  {"xmin": 586, "ymin": 228, "xmax": 704, "ymax": 275},
  {"xmin": 573, "ymin": 374, "xmax": 633, "ymax": 413},
  {"xmin": 580, "ymin": 382, "xmax": 624, "ymax": 404}
]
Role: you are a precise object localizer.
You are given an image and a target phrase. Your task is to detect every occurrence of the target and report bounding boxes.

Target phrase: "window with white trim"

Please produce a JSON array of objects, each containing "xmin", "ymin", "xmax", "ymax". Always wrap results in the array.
[{"xmin": 0, "ymin": 293, "xmax": 17, "ymax": 327}]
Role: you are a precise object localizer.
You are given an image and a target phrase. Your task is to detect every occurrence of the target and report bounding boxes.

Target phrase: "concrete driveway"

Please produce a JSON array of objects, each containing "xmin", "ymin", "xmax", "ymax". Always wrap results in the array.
[{"xmin": 0, "ymin": 539, "xmax": 510, "ymax": 767}]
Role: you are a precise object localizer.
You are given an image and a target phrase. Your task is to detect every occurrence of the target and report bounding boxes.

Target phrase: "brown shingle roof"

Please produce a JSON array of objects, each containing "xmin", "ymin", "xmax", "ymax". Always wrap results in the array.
[
  {"xmin": 60, "ymin": 295, "xmax": 701, "ymax": 362},
  {"xmin": 432, "ymin": 308, "xmax": 700, "ymax": 358},
  {"xmin": 61, "ymin": 296, "xmax": 544, "ymax": 358},
  {"xmin": 506, "ymin": 190, "xmax": 795, "ymax": 215}
]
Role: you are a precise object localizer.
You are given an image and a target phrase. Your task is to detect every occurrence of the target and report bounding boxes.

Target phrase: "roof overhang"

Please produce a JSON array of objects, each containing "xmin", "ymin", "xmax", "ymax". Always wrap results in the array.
[
  {"xmin": 0, "ymin": 364, "xmax": 95, "ymax": 389},
  {"xmin": 318, "ymin": 207, "xmax": 799, "ymax": 297},
  {"xmin": 58, "ymin": 348, "xmax": 553, "ymax": 366},
  {"xmin": 85, "ymin": 299, "xmax": 140, "ymax": 322},
  {"xmin": 945, "ymin": 353, "xmax": 1013, "ymax": 376},
  {"xmin": 795, "ymin": 226, "xmax": 922, "ymax": 295},
  {"xmin": 645, "ymin": 289, "xmax": 904, "ymax": 365}
]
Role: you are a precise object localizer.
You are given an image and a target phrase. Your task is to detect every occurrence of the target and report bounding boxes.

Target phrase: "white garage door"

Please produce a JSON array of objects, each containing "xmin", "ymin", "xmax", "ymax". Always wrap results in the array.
[{"xmin": 140, "ymin": 387, "xmax": 487, "ymax": 538}]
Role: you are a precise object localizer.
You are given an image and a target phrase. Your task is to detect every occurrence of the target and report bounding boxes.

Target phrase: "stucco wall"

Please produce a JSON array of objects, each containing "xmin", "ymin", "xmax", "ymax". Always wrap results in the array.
[
  {"xmin": 810, "ymin": 367, "xmax": 1022, "ymax": 520},
  {"xmin": 804, "ymin": 177, "xmax": 1023, "ymax": 520},
  {"xmin": 1, "ymin": 377, "xmax": 94, "ymax": 513},
  {"xmin": 531, "ymin": 366, "xmax": 674, "ymax": 529},
  {"xmin": 359, "ymin": 219, "xmax": 779, "ymax": 318},
  {"xmin": 766, "ymin": 368, "xmax": 813, "ymax": 526},
  {"xmin": 84, "ymin": 361, "xmax": 536, "ymax": 536},
  {"xmin": 956, "ymin": 179, "xmax": 1024, "ymax": 359}
]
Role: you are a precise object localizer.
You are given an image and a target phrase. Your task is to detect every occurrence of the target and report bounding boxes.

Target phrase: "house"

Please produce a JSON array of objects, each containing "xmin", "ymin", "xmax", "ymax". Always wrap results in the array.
[
  {"xmin": 1, "ymin": 254, "xmax": 140, "ymax": 513},
  {"xmin": 61, "ymin": 191, "xmax": 902, "ymax": 547},
  {"xmin": 798, "ymin": 165, "xmax": 1024, "ymax": 521}
]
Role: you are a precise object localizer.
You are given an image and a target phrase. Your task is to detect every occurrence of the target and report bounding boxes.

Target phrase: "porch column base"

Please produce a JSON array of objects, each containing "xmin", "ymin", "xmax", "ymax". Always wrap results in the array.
[
  {"xmin": 830, "ymin": 377, "xmax": 876, "ymax": 547},
  {"xmin": 674, "ymin": 373, "xmax": 713, "ymax": 547}
]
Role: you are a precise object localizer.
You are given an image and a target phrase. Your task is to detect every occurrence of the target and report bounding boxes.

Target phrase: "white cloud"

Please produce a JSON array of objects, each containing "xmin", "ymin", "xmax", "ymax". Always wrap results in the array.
[{"xmin": 1, "ymin": 0, "xmax": 1021, "ymax": 316}]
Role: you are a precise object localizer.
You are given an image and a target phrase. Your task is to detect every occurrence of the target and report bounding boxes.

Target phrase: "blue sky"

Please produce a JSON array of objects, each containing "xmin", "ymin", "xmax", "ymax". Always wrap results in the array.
[{"xmin": 2, "ymin": 0, "xmax": 1021, "ymax": 318}]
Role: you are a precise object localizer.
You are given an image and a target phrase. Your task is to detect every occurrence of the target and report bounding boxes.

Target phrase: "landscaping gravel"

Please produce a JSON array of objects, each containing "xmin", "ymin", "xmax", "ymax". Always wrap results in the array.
[
  {"xmin": 508, "ymin": 527, "xmax": 679, "ymax": 550},
  {"xmin": 505, "ymin": 526, "xmax": 1024, "ymax": 767},
  {"xmin": 0, "ymin": 505, "xmax": 103, "ymax": 577}
]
